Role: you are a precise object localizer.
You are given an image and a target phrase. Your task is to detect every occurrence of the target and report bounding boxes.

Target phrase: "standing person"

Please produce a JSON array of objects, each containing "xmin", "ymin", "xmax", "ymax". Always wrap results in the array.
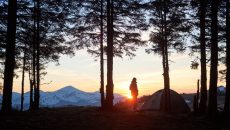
[{"xmin": 129, "ymin": 77, "xmax": 138, "ymax": 110}]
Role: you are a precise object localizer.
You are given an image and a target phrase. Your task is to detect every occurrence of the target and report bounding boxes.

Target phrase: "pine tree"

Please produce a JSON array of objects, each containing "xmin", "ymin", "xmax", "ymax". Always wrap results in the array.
[
  {"xmin": 190, "ymin": 0, "xmax": 227, "ymax": 114},
  {"xmin": 198, "ymin": 0, "xmax": 208, "ymax": 114},
  {"xmin": 208, "ymin": 0, "xmax": 219, "ymax": 116},
  {"xmin": 105, "ymin": 0, "xmax": 114, "ymax": 109},
  {"xmin": 17, "ymin": 0, "xmax": 76, "ymax": 110},
  {"xmin": 106, "ymin": 0, "xmax": 147, "ymax": 109},
  {"xmin": 100, "ymin": 0, "xmax": 105, "ymax": 108},
  {"xmin": 34, "ymin": 0, "xmax": 40, "ymax": 110},
  {"xmin": 0, "ymin": 0, "xmax": 77, "ymax": 111},
  {"xmin": 1, "ymin": 0, "xmax": 17, "ymax": 112},
  {"xmin": 66, "ymin": 0, "xmax": 147, "ymax": 110},
  {"xmin": 146, "ymin": 0, "xmax": 191, "ymax": 112},
  {"xmin": 20, "ymin": 43, "xmax": 27, "ymax": 111}
]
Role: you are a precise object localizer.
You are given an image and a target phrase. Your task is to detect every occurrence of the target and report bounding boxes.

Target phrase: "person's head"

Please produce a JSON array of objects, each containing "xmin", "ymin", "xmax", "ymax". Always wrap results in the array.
[{"xmin": 132, "ymin": 77, "xmax": 137, "ymax": 83}]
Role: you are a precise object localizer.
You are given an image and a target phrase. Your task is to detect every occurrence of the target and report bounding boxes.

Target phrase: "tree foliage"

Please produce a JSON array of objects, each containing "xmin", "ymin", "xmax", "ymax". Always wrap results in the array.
[{"xmin": 145, "ymin": 0, "xmax": 191, "ymax": 112}]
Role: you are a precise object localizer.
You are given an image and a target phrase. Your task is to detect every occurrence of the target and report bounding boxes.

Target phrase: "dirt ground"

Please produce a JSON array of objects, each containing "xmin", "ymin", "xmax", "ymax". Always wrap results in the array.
[{"xmin": 0, "ymin": 107, "xmax": 227, "ymax": 130}]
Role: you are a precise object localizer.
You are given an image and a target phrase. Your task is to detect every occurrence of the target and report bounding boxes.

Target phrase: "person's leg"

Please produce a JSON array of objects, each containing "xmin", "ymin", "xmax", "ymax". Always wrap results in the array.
[{"xmin": 133, "ymin": 96, "xmax": 137, "ymax": 111}]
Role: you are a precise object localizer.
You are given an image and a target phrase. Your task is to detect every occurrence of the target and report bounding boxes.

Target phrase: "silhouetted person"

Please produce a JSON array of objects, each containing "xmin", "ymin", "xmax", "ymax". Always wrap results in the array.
[{"xmin": 129, "ymin": 77, "xmax": 138, "ymax": 110}]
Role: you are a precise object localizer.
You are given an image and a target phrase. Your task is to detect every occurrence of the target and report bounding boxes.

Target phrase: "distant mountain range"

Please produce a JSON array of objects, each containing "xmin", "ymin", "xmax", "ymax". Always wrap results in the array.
[
  {"xmin": 0, "ymin": 86, "xmax": 126, "ymax": 110},
  {"xmin": 0, "ymin": 85, "xmax": 226, "ymax": 110}
]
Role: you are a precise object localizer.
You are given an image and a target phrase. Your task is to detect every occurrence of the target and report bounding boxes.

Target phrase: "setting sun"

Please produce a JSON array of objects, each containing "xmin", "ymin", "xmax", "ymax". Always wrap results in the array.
[{"xmin": 126, "ymin": 94, "xmax": 133, "ymax": 99}]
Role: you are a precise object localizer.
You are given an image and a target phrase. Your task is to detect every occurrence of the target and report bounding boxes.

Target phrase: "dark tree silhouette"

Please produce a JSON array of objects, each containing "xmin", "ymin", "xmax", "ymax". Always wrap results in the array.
[
  {"xmin": 34, "ymin": 0, "xmax": 41, "ymax": 110},
  {"xmin": 20, "ymin": 44, "xmax": 27, "ymax": 111},
  {"xmin": 0, "ymin": 0, "xmax": 76, "ymax": 111},
  {"xmin": 224, "ymin": 0, "xmax": 230, "ymax": 113},
  {"xmin": 14, "ymin": 0, "xmax": 75, "ymax": 110},
  {"xmin": 193, "ymin": 79, "xmax": 200, "ymax": 113},
  {"xmin": 190, "ymin": 0, "xmax": 227, "ymax": 114},
  {"xmin": 1, "ymin": 0, "xmax": 17, "ymax": 112},
  {"xmin": 68, "ymin": 0, "xmax": 147, "ymax": 109},
  {"xmin": 106, "ymin": 0, "xmax": 114, "ymax": 109},
  {"xmin": 70, "ymin": 0, "xmax": 107, "ymax": 108},
  {"xmin": 208, "ymin": 0, "xmax": 219, "ymax": 116},
  {"xmin": 100, "ymin": 0, "xmax": 105, "ymax": 108},
  {"xmin": 31, "ymin": 0, "xmax": 37, "ymax": 110},
  {"xmin": 104, "ymin": 0, "xmax": 147, "ymax": 109},
  {"xmin": 198, "ymin": 0, "xmax": 208, "ymax": 114},
  {"xmin": 146, "ymin": 0, "xmax": 191, "ymax": 112}
]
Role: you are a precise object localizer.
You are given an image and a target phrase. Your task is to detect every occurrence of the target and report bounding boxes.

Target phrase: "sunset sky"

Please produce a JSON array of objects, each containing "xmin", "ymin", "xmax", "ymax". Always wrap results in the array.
[{"xmin": 10, "ymin": 32, "xmax": 225, "ymax": 98}]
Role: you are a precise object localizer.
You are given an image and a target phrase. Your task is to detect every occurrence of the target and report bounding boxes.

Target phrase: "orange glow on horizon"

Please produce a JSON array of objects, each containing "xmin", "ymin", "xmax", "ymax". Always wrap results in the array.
[{"xmin": 126, "ymin": 94, "xmax": 133, "ymax": 99}]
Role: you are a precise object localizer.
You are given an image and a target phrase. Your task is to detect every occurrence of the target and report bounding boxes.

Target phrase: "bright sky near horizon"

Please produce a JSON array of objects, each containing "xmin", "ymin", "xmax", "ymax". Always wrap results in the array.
[
  {"xmin": 10, "ymin": 32, "xmax": 225, "ymax": 98},
  {"xmin": 11, "ymin": 48, "xmax": 225, "ymax": 98}
]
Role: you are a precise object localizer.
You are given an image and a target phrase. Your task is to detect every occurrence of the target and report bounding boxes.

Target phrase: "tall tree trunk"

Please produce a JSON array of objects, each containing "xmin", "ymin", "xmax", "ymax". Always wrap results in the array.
[
  {"xmin": 162, "ymin": 0, "xmax": 171, "ymax": 112},
  {"xmin": 160, "ymin": 6, "xmax": 166, "ymax": 112},
  {"xmin": 29, "ymin": 68, "xmax": 34, "ymax": 109},
  {"xmin": 162, "ymin": 31, "xmax": 171, "ymax": 113},
  {"xmin": 197, "ymin": 79, "xmax": 200, "ymax": 104},
  {"xmin": 208, "ymin": 0, "xmax": 219, "ymax": 116},
  {"xmin": 1, "ymin": 0, "xmax": 17, "ymax": 112},
  {"xmin": 31, "ymin": 0, "xmax": 37, "ymax": 110},
  {"xmin": 164, "ymin": 40, "xmax": 171, "ymax": 112},
  {"xmin": 100, "ymin": 0, "xmax": 105, "ymax": 108},
  {"xmin": 193, "ymin": 80, "xmax": 200, "ymax": 113},
  {"xmin": 34, "ymin": 0, "xmax": 40, "ymax": 109},
  {"xmin": 106, "ymin": 0, "xmax": 114, "ymax": 109},
  {"xmin": 161, "ymin": 44, "xmax": 171, "ymax": 112},
  {"xmin": 199, "ymin": 0, "xmax": 207, "ymax": 113},
  {"xmin": 196, "ymin": 79, "xmax": 200, "ymax": 112},
  {"xmin": 224, "ymin": 0, "xmax": 230, "ymax": 113},
  {"xmin": 160, "ymin": 39, "xmax": 167, "ymax": 111},
  {"xmin": 20, "ymin": 46, "xmax": 26, "ymax": 111}
]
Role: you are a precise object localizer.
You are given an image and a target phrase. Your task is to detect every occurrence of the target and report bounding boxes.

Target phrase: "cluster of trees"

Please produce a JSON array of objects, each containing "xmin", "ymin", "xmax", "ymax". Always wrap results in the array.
[
  {"xmin": 0, "ymin": 0, "xmax": 146, "ymax": 111},
  {"xmin": 0, "ymin": 0, "xmax": 229, "ymax": 116},
  {"xmin": 0, "ymin": 0, "xmax": 76, "ymax": 111},
  {"xmin": 190, "ymin": 0, "xmax": 230, "ymax": 116}
]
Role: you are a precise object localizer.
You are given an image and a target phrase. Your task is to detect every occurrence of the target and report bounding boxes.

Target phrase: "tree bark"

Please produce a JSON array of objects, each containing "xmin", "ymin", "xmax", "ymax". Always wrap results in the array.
[
  {"xmin": 208, "ymin": 0, "xmax": 219, "ymax": 116},
  {"xmin": 100, "ymin": 0, "xmax": 105, "ymax": 108},
  {"xmin": 106, "ymin": 0, "xmax": 114, "ymax": 109},
  {"xmin": 163, "ymin": 40, "xmax": 171, "ymax": 112},
  {"xmin": 1, "ymin": 0, "xmax": 17, "ymax": 112},
  {"xmin": 31, "ymin": 0, "xmax": 37, "ymax": 110},
  {"xmin": 29, "ymin": 70, "xmax": 34, "ymax": 110},
  {"xmin": 162, "ymin": 0, "xmax": 171, "ymax": 112},
  {"xmin": 20, "ymin": 46, "xmax": 26, "ymax": 111},
  {"xmin": 199, "ymin": 0, "xmax": 207, "ymax": 114},
  {"xmin": 160, "ymin": 38, "xmax": 167, "ymax": 111},
  {"xmin": 160, "ymin": 6, "xmax": 166, "ymax": 112},
  {"xmin": 196, "ymin": 79, "xmax": 200, "ymax": 112},
  {"xmin": 34, "ymin": 0, "xmax": 40, "ymax": 109},
  {"xmin": 224, "ymin": 0, "xmax": 230, "ymax": 113}
]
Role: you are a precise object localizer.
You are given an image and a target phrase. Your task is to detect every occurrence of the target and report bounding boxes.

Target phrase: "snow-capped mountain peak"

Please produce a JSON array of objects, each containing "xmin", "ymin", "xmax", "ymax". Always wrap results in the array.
[{"xmin": 55, "ymin": 86, "xmax": 84, "ymax": 93}]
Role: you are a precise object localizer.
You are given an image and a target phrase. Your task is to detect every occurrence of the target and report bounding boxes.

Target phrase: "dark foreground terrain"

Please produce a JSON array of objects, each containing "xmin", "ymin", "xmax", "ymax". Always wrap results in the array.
[{"xmin": 0, "ymin": 107, "xmax": 228, "ymax": 130}]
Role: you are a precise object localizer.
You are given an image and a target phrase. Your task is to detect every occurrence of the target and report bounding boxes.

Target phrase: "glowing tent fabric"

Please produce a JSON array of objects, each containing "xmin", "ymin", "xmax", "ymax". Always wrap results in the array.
[{"xmin": 140, "ymin": 89, "xmax": 190, "ymax": 113}]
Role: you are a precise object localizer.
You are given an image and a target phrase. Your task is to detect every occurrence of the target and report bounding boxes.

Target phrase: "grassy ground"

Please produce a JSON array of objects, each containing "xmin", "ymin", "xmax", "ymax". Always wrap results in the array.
[{"xmin": 0, "ymin": 107, "xmax": 226, "ymax": 130}]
